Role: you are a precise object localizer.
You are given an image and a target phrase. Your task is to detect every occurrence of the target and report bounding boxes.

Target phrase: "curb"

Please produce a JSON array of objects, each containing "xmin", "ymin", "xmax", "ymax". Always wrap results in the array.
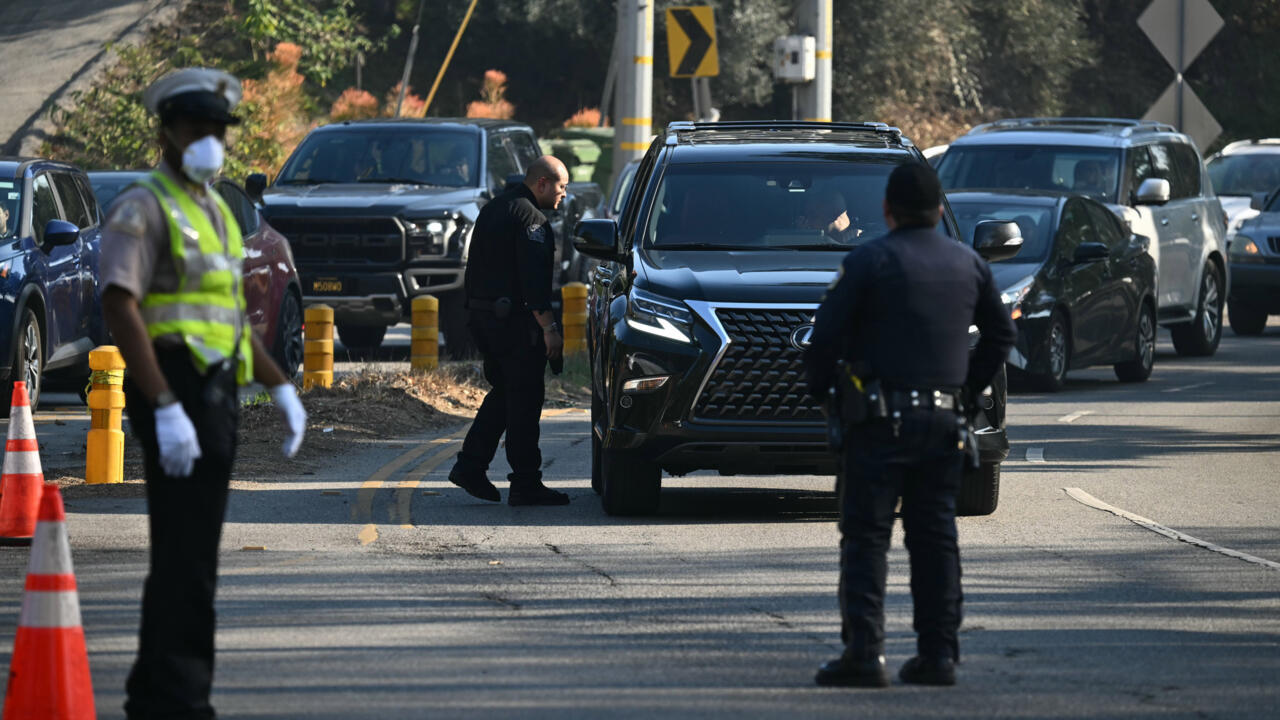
[{"xmin": 4, "ymin": 0, "xmax": 190, "ymax": 157}]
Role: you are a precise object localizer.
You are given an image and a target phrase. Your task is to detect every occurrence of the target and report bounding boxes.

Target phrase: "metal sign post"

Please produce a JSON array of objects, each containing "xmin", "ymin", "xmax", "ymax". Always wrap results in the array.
[{"xmin": 1139, "ymin": 0, "xmax": 1224, "ymax": 148}]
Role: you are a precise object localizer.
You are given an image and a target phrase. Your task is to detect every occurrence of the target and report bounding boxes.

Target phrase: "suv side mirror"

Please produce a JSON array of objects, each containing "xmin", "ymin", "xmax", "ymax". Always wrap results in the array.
[
  {"xmin": 1073, "ymin": 241, "xmax": 1110, "ymax": 264},
  {"xmin": 1250, "ymin": 191, "xmax": 1270, "ymax": 211},
  {"xmin": 1134, "ymin": 177, "xmax": 1171, "ymax": 205},
  {"xmin": 973, "ymin": 220, "xmax": 1022, "ymax": 262},
  {"xmin": 43, "ymin": 219, "xmax": 80, "ymax": 248},
  {"xmin": 245, "ymin": 173, "xmax": 268, "ymax": 203},
  {"xmin": 574, "ymin": 218, "xmax": 622, "ymax": 261}
]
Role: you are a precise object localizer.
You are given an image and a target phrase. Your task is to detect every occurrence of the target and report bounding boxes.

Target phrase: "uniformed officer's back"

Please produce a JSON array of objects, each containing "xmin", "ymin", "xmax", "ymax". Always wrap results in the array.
[{"xmin": 465, "ymin": 182, "xmax": 553, "ymax": 309}]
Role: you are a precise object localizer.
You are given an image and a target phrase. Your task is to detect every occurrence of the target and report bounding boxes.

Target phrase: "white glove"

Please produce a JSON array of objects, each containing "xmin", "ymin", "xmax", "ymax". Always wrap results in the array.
[
  {"xmin": 270, "ymin": 383, "xmax": 307, "ymax": 458},
  {"xmin": 154, "ymin": 402, "xmax": 201, "ymax": 478}
]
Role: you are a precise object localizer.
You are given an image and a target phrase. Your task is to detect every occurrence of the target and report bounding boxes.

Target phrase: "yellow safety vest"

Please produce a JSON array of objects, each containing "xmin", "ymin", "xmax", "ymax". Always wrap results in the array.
[{"xmin": 137, "ymin": 170, "xmax": 253, "ymax": 385}]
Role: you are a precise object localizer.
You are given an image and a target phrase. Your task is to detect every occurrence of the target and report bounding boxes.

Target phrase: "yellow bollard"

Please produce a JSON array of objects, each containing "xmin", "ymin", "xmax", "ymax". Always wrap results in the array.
[
  {"xmin": 85, "ymin": 345, "xmax": 126, "ymax": 484},
  {"xmin": 561, "ymin": 282, "xmax": 588, "ymax": 355},
  {"xmin": 303, "ymin": 304, "xmax": 334, "ymax": 390},
  {"xmin": 410, "ymin": 295, "xmax": 439, "ymax": 371}
]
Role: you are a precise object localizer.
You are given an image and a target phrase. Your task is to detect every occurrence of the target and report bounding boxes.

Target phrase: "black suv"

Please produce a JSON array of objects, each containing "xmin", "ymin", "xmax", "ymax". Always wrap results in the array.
[
  {"xmin": 256, "ymin": 118, "xmax": 600, "ymax": 357},
  {"xmin": 574, "ymin": 121, "xmax": 1017, "ymax": 516}
]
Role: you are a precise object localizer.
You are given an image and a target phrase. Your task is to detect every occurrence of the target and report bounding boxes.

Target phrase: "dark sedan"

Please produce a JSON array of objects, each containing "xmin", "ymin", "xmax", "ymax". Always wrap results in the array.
[
  {"xmin": 949, "ymin": 190, "xmax": 1157, "ymax": 391},
  {"xmin": 90, "ymin": 171, "xmax": 305, "ymax": 377}
]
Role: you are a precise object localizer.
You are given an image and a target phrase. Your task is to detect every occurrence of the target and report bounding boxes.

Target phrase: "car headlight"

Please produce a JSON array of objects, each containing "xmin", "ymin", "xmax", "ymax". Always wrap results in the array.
[
  {"xmin": 404, "ymin": 217, "xmax": 455, "ymax": 258},
  {"xmin": 1230, "ymin": 233, "xmax": 1263, "ymax": 263},
  {"xmin": 1000, "ymin": 276, "xmax": 1034, "ymax": 319},
  {"xmin": 626, "ymin": 287, "xmax": 693, "ymax": 343}
]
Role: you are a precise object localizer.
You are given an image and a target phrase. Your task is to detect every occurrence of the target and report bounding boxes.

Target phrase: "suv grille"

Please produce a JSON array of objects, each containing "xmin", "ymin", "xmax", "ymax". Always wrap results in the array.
[
  {"xmin": 694, "ymin": 308, "xmax": 822, "ymax": 423},
  {"xmin": 269, "ymin": 217, "xmax": 404, "ymax": 265},
  {"xmin": 1268, "ymin": 237, "xmax": 1280, "ymax": 255}
]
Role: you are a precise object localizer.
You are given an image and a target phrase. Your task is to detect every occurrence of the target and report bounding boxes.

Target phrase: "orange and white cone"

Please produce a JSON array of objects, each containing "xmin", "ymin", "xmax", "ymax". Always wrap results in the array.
[
  {"xmin": 3, "ymin": 484, "xmax": 96, "ymax": 719},
  {"xmin": 0, "ymin": 381, "xmax": 44, "ymax": 546}
]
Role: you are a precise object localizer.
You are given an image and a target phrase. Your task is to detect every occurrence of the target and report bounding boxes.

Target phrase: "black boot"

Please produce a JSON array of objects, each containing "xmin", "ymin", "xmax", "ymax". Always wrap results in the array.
[
  {"xmin": 898, "ymin": 656, "xmax": 956, "ymax": 686},
  {"xmin": 508, "ymin": 485, "xmax": 570, "ymax": 506},
  {"xmin": 448, "ymin": 466, "xmax": 500, "ymax": 502},
  {"xmin": 814, "ymin": 655, "xmax": 888, "ymax": 688}
]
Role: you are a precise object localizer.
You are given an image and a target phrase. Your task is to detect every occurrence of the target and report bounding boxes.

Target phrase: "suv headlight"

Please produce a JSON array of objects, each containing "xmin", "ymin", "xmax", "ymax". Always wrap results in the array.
[
  {"xmin": 626, "ymin": 287, "xmax": 693, "ymax": 343},
  {"xmin": 404, "ymin": 217, "xmax": 456, "ymax": 258},
  {"xmin": 1230, "ymin": 233, "xmax": 1262, "ymax": 263},
  {"xmin": 1000, "ymin": 276, "xmax": 1034, "ymax": 319}
]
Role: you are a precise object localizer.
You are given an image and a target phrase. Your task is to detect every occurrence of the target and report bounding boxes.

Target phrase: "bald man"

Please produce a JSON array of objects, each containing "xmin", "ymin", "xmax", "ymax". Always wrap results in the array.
[{"xmin": 449, "ymin": 155, "xmax": 571, "ymax": 506}]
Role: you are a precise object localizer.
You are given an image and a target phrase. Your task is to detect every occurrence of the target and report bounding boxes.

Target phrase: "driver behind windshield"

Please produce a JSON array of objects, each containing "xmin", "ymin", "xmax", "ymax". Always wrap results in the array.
[
  {"xmin": 798, "ymin": 189, "xmax": 860, "ymax": 243},
  {"xmin": 0, "ymin": 203, "xmax": 10, "ymax": 238}
]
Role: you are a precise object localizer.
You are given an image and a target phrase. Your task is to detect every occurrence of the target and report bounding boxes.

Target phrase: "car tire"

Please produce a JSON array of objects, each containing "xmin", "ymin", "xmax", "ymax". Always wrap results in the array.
[
  {"xmin": 1171, "ymin": 263, "xmax": 1224, "ymax": 356},
  {"xmin": 3, "ymin": 309, "xmax": 43, "ymax": 419},
  {"xmin": 1030, "ymin": 313, "xmax": 1069, "ymax": 392},
  {"xmin": 590, "ymin": 390, "xmax": 604, "ymax": 495},
  {"xmin": 957, "ymin": 462, "xmax": 999, "ymax": 517},
  {"xmin": 1227, "ymin": 298, "xmax": 1268, "ymax": 336},
  {"xmin": 600, "ymin": 447, "xmax": 661, "ymax": 516},
  {"xmin": 272, "ymin": 290, "xmax": 304, "ymax": 378},
  {"xmin": 336, "ymin": 323, "xmax": 387, "ymax": 351},
  {"xmin": 1114, "ymin": 301, "xmax": 1156, "ymax": 382},
  {"xmin": 439, "ymin": 291, "xmax": 475, "ymax": 360}
]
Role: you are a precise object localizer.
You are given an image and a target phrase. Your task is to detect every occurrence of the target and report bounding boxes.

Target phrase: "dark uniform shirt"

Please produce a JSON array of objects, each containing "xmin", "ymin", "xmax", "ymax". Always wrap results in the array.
[
  {"xmin": 806, "ymin": 225, "xmax": 1016, "ymax": 398},
  {"xmin": 465, "ymin": 183, "xmax": 555, "ymax": 311}
]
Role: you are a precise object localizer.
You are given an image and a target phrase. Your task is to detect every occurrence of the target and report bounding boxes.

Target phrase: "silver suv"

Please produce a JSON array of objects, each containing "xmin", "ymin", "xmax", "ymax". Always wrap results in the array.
[{"xmin": 938, "ymin": 118, "xmax": 1229, "ymax": 356}]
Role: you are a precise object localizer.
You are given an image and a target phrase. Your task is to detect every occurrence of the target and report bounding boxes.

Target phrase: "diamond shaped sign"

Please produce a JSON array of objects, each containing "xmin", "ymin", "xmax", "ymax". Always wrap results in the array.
[
  {"xmin": 1143, "ymin": 80, "xmax": 1222, "ymax": 150},
  {"xmin": 1139, "ymin": 0, "xmax": 1223, "ymax": 72}
]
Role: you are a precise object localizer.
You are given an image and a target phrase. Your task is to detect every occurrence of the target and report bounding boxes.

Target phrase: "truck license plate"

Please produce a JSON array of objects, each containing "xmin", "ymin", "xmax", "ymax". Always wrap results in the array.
[{"xmin": 312, "ymin": 278, "xmax": 342, "ymax": 293}]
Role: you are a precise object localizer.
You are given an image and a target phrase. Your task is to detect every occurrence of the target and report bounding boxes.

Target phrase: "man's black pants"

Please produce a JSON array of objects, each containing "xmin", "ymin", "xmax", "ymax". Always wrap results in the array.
[
  {"xmin": 455, "ymin": 310, "xmax": 548, "ymax": 487},
  {"xmin": 123, "ymin": 347, "xmax": 238, "ymax": 720},
  {"xmin": 838, "ymin": 408, "xmax": 964, "ymax": 663}
]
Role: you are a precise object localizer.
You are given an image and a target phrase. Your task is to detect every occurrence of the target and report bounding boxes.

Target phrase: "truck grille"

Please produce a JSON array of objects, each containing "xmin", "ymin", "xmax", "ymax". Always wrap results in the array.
[
  {"xmin": 268, "ymin": 217, "xmax": 404, "ymax": 265},
  {"xmin": 693, "ymin": 308, "xmax": 823, "ymax": 423}
]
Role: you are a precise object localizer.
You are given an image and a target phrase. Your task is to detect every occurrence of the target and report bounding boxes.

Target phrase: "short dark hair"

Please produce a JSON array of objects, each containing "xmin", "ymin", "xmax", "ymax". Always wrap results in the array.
[{"xmin": 885, "ymin": 162, "xmax": 942, "ymax": 227}]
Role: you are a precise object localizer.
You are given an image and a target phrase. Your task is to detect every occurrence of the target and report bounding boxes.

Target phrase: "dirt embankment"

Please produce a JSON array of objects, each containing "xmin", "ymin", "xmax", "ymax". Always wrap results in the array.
[{"xmin": 53, "ymin": 363, "xmax": 588, "ymax": 495}]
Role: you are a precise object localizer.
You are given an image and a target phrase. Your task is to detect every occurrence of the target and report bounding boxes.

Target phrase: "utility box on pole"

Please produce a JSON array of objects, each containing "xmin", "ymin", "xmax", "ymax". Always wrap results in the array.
[{"xmin": 773, "ymin": 35, "xmax": 816, "ymax": 83}]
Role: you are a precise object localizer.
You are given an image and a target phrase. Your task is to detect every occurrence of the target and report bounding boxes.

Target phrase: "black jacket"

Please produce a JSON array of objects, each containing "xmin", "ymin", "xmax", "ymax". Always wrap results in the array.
[
  {"xmin": 805, "ymin": 225, "xmax": 1016, "ymax": 398},
  {"xmin": 464, "ymin": 184, "xmax": 555, "ymax": 312}
]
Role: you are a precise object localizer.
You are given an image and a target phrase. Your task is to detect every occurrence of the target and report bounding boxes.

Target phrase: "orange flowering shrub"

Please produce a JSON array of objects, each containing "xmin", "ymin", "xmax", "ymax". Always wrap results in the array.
[
  {"xmin": 383, "ymin": 83, "xmax": 426, "ymax": 118},
  {"xmin": 465, "ymin": 69, "xmax": 514, "ymax": 120},
  {"xmin": 330, "ymin": 88, "xmax": 379, "ymax": 121},
  {"xmin": 563, "ymin": 107, "xmax": 605, "ymax": 128},
  {"xmin": 233, "ymin": 41, "xmax": 309, "ymax": 178}
]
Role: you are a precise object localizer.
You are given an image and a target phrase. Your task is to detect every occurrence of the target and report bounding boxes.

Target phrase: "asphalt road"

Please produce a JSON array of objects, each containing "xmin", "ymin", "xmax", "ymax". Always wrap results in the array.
[
  {"xmin": 0, "ymin": 0, "xmax": 166, "ymax": 154},
  {"xmin": 2, "ymin": 323, "xmax": 1278, "ymax": 718}
]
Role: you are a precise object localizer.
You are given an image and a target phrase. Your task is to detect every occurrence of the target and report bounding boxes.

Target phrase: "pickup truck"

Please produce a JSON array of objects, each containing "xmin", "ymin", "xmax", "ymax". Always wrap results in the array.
[{"xmin": 252, "ymin": 118, "xmax": 603, "ymax": 357}]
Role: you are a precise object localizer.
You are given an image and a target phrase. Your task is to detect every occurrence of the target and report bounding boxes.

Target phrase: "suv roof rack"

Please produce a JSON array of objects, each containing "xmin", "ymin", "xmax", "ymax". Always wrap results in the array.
[
  {"xmin": 969, "ymin": 117, "xmax": 1176, "ymax": 137},
  {"xmin": 666, "ymin": 120, "xmax": 908, "ymax": 144}
]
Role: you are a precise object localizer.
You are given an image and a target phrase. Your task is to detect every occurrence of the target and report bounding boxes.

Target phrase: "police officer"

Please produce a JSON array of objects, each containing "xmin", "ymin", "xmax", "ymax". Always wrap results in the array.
[
  {"xmin": 99, "ymin": 68, "xmax": 307, "ymax": 718},
  {"xmin": 448, "ymin": 156, "xmax": 570, "ymax": 506},
  {"xmin": 805, "ymin": 163, "xmax": 1015, "ymax": 687}
]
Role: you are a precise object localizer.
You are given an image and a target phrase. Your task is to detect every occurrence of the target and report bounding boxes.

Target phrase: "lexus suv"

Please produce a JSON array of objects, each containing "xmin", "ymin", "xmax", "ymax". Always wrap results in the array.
[
  {"xmin": 573, "ymin": 121, "xmax": 1021, "ymax": 517},
  {"xmin": 937, "ymin": 118, "xmax": 1229, "ymax": 357}
]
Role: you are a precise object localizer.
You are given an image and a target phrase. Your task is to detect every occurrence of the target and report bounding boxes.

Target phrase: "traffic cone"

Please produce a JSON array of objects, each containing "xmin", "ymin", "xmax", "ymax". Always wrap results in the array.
[
  {"xmin": 0, "ymin": 382, "xmax": 44, "ymax": 546},
  {"xmin": 3, "ymin": 484, "xmax": 96, "ymax": 719}
]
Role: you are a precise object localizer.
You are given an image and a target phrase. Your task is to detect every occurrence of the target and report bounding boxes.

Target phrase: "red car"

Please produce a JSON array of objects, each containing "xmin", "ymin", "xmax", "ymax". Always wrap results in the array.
[{"xmin": 89, "ymin": 171, "xmax": 304, "ymax": 377}]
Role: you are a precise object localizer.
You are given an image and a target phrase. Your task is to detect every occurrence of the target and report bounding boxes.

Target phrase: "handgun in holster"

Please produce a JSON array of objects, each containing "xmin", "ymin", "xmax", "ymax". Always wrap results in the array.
[{"xmin": 954, "ymin": 391, "xmax": 980, "ymax": 470}]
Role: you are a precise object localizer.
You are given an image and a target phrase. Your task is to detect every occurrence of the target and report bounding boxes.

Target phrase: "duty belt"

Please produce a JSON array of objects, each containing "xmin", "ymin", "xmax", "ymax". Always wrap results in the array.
[{"xmin": 877, "ymin": 387, "xmax": 961, "ymax": 412}]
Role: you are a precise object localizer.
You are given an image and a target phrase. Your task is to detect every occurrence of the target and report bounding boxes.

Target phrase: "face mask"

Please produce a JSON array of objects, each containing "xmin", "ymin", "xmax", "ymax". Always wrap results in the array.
[{"xmin": 179, "ymin": 134, "xmax": 225, "ymax": 185}]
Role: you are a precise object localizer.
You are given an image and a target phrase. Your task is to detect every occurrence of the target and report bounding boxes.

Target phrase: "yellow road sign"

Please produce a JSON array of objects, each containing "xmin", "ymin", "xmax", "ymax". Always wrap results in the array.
[{"xmin": 666, "ymin": 6, "xmax": 718, "ymax": 78}]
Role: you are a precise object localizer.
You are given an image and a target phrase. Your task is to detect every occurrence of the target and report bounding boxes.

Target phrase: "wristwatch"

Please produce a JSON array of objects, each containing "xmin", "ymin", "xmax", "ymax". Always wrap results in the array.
[
  {"xmin": 152, "ymin": 390, "xmax": 178, "ymax": 408},
  {"xmin": 542, "ymin": 321, "xmax": 562, "ymax": 335}
]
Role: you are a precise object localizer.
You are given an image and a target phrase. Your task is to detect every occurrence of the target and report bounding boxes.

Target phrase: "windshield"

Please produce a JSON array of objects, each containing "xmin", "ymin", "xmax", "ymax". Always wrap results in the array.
[
  {"xmin": 938, "ymin": 145, "xmax": 1121, "ymax": 203},
  {"xmin": 643, "ymin": 160, "xmax": 904, "ymax": 251},
  {"xmin": 0, "ymin": 180, "xmax": 18, "ymax": 239},
  {"xmin": 89, "ymin": 174, "xmax": 144, "ymax": 212},
  {"xmin": 276, "ymin": 128, "xmax": 480, "ymax": 187},
  {"xmin": 950, "ymin": 199, "xmax": 1054, "ymax": 264},
  {"xmin": 1207, "ymin": 153, "xmax": 1280, "ymax": 196}
]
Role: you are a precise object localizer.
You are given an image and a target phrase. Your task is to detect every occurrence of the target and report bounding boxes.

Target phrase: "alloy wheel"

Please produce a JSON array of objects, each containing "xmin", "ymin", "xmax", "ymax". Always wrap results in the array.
[
  {"xmin": 1048, "ymin": 323, "xmax": 1067, "ymax": 380},
  {"xmin": 1138, "ymin": 307, "xmax": 1155, "ymax": 371},
  {"xmin": 1201, "ymin": 271, "xmax": 1220, "ymax": 343},
  {"xmin": 280, "ymin": 294, "xmax": 304, "ymax": 375},
  {"xmin": 22, "ymin": 319, "xmax": 40, "ymax": 403}
]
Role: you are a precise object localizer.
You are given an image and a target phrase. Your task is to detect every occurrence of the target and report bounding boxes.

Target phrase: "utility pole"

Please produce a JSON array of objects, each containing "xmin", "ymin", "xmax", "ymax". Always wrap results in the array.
[
  {"xmin": 395, "ymin": 0, "xmax": 426, "ymax": 118},
  {"xmin": 795, "ymin": 0, "xmax": 832, "ymax": 122},
  {"xmin": 611, "ymin": 0, "xmax": 652, "ymax": 190}
]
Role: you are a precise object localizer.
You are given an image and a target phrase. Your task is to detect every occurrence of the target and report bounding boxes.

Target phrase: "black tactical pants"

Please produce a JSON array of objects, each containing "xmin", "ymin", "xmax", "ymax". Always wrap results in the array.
[
  {"xmin": 838, "ymin": 408, "xmax": 964, "ymax": 663},
  {"xmin": 455, "ymin": 310, "xmax": 548, "ymax": 487},
  {"xmin": 124, "ymin": 347, "xmax": 238, "ymax": 720}
]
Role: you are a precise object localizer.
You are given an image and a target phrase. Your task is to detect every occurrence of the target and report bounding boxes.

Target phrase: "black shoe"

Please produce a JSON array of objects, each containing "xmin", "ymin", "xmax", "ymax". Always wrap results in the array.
[
  {"xmin": 449, "ymin": 467, "xmax": 500, "ymax": 502},
  {"xmin": 898, "ymin": 655, "xmax": 956, "ymax": 686},
  {"xmin": 814, "ymin": 655, "xmax": 888, "ymax": 688},
  {"xmin": 508, "ymin": 485, "xmax": 570, "ymax": 506}
]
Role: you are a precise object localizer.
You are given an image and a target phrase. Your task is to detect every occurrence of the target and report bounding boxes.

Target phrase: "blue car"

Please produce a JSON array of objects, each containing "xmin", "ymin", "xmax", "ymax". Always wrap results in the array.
[{"xmin": 0, "ymin": 158, "xmax": 105, "ymax": 412}]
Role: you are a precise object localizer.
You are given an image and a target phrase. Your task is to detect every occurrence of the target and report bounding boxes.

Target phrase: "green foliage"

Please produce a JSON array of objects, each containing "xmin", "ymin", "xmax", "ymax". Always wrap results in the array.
[{"xmin": 240, "ymin": 0, "xmax": 399, "ymax": 87}]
